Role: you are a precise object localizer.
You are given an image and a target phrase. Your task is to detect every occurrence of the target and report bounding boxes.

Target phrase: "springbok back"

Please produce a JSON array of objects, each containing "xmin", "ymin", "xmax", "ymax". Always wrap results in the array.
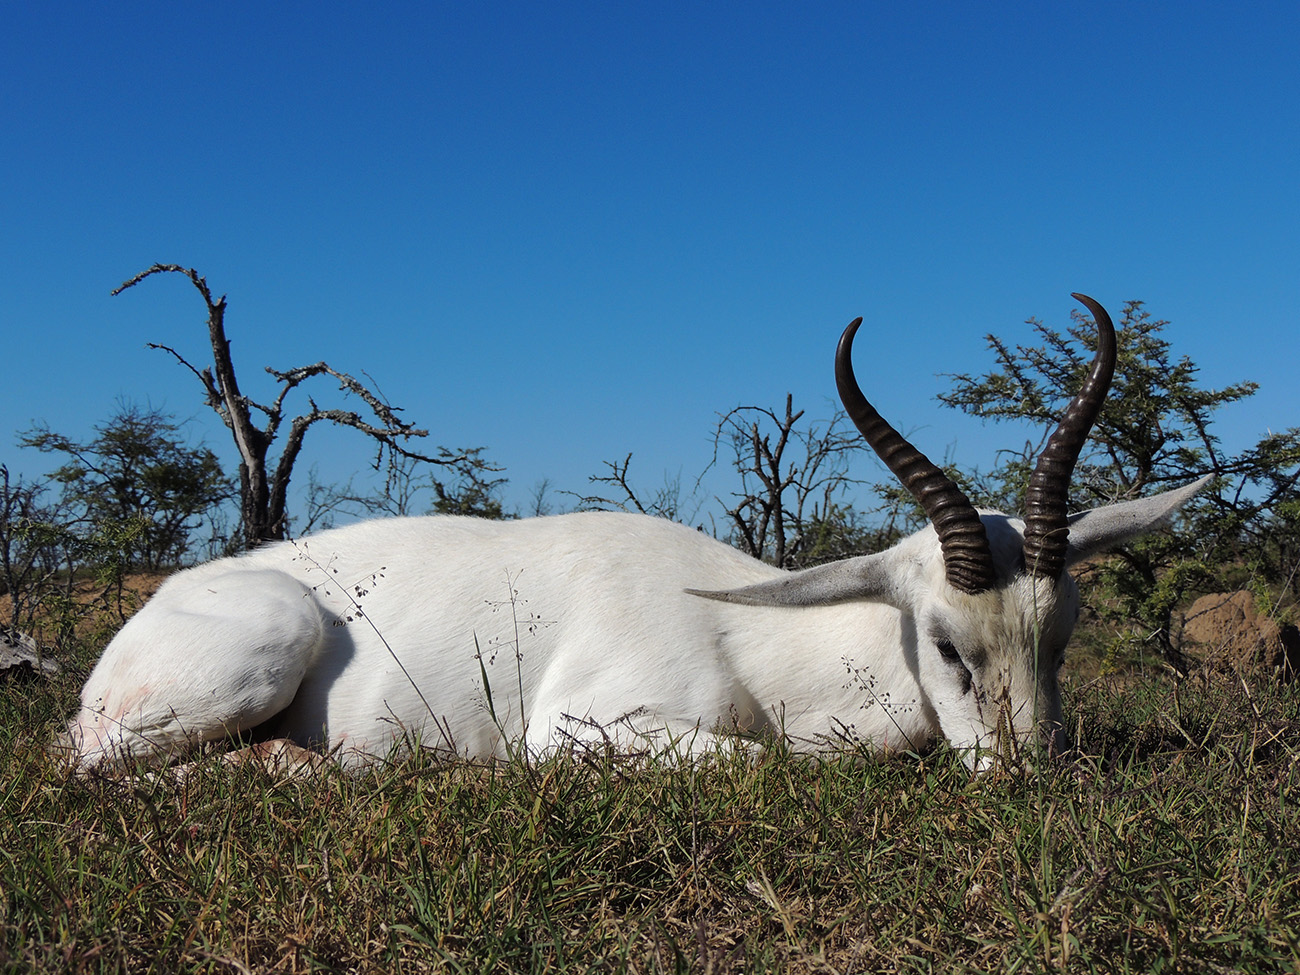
[{"xmin": 61, "ymin": 296, "xmax": 1205, "ymax": 769}]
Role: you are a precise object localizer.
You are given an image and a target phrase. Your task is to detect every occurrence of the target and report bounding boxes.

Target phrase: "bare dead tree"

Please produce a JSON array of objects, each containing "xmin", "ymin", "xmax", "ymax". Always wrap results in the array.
[
  {"xmin": 575, "ymin": 402, "xmax": 872, "ymax": 560},
  {"xmin": 113, "ymin": 264, "xmax": 477, "ymax": 549},
  {"xmin": 711, "ymin": 395, "xmax": 870, "ymax": 568},
  {"xmin": 572, "ymin": 453, "xmax": 695, "ymax": 522}
]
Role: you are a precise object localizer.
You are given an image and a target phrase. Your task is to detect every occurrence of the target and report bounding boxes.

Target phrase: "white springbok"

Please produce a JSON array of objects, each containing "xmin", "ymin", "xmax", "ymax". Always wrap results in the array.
[{"xmin": 61, "ymin": 295, "xmax": 1205, "ymax": 770}]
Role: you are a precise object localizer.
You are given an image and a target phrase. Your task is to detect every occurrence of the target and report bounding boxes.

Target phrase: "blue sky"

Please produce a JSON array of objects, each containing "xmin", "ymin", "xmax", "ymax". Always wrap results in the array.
[{"xmin": 3, "ymin": 2, "xmax": 1297, "ymax": 525}]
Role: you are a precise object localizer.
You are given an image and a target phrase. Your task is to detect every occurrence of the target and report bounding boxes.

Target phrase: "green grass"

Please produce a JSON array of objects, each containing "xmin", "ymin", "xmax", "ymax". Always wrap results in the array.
[{"xmin": 3, "ymin": 651, "xmax": 1299, "ymax": 973}]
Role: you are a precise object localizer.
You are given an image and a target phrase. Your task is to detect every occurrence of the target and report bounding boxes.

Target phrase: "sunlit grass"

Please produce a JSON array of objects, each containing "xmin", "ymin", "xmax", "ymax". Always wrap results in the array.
[{"xmin": 3, "ymin": 652, "xmax": 1299, "ymax": 973}]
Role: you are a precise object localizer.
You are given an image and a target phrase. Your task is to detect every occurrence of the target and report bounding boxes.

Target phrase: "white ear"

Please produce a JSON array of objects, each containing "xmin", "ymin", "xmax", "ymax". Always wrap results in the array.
[
  {"xmin": 686, "ymin": 550, "xmax": 914, "ymax": 609},
  {"xmin": 1065, "ymin": 475, "xmax": 1211, "ymax": 566}
]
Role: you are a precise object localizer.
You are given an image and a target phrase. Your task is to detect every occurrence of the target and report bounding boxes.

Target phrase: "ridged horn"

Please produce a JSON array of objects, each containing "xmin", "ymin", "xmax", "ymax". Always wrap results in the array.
[
  {"xmin": 1021, "ymin": 294, "xmax": 1117, "ymax": 579},
  {"xmin": 837, "ymin": 317, "xmax": 996, "ymax": 595}
]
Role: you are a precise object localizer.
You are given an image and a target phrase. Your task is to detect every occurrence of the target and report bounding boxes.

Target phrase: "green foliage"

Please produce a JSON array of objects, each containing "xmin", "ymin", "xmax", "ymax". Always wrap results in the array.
[
  {"xmin": 939, "ymin": 299, "xmax": 1300, "ymax": 665},
  {"xmin": 430, "ymin": 447, "xmax": 509, "ymax": 520},
  {"xmin": 303, "ymin": 448, "xmax": 510, "ymax": 530},
  {"xmin": 1, "ymin": 462, "xmax": 177, "ymax": 644},
  {"xmin": 0, "ymin": 467, "xmax": 60, "ymax": 633},
  {"xmin": 941, "ymin": 301, "xmax": 1259, "ymax": 502},
  {"xmin": 20, "ymin": 403, "xmax": 234, "ymax": 571}
]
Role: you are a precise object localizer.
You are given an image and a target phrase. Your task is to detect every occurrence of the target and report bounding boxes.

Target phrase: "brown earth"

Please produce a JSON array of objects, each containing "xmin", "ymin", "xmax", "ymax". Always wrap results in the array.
[
  {"xmin": 0, "ymin": 572, "xmax": 170, "ymax": 651},
  {"xmin": 1181, "ymin": 591, "xmax": 1300, "ymax": 680}
]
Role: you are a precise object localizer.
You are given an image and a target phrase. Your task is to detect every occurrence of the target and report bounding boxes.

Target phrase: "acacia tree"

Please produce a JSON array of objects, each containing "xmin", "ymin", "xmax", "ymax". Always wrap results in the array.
[
  {"xmin": 0, "ymin": 466, "xmax": 63, "ymax": 635},
  {"xmin": 940, "ymin": 298, "xmax": 1300, "ymax": 666},
  {"xmin": 114, "ymin": 265, "xmax": 482, "ymax": 549},
  {"xmin": 301, "ymin": 448, "xmax": 509, "ymax": 532},
  {"xmin": 21, "ymin": 404, "xmax": 233, "ymax": 571}
]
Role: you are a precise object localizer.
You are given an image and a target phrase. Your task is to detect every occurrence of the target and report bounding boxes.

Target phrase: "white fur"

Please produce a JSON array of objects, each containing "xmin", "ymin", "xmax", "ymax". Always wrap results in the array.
[{"xmin": 61, "ymin": 480, "xmax": 1204, "ymax": 769}]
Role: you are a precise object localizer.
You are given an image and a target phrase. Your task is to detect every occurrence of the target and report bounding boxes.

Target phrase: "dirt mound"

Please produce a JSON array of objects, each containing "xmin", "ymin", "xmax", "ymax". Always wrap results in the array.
[{"xmin": 1182, "ymin": 591, "xmax": 1300, "ymax": 679}]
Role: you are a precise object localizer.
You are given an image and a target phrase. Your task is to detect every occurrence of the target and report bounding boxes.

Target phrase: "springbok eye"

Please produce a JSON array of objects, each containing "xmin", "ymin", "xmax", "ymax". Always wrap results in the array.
[
  {"xmin": 937, "ymin": 639, "xmax": 962, "ymax": 663},
  {"xmin": 937, "ymin": 639, "xmax": 974, "ymax": 695}
]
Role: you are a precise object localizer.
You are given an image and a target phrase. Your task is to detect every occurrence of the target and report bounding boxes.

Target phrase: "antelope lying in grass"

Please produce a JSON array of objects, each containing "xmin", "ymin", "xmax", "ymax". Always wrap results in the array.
[{"xmin": 61, "ymin": 295, "xmax": 1204, "ymax": 770}]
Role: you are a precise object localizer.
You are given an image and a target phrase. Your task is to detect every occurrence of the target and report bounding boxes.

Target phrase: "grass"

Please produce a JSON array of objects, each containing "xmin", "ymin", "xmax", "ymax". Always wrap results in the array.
[{"xmin": 2, "ymin": 646, "xmax": 1299, "ymax": 973}]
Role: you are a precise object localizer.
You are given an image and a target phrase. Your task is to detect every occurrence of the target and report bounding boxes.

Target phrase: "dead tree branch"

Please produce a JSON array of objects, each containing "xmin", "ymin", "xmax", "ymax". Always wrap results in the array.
[
  {"xmin": 709, "ymin": 395, "xmax": 869, "ymax": 568},
  {"xmin": 115, "ymin": 264, "xmax": 473, "ymax": 547}
]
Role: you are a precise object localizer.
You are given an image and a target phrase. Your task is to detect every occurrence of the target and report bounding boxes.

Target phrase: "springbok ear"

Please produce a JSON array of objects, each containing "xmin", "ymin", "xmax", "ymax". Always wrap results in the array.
[
  {"xmin": 686, "ymin": 550, "xmax": 913, "ymax": 609},
  {"xmin": 1064, "ymin": 475, "xmax": 1211, "ymax": 566}
]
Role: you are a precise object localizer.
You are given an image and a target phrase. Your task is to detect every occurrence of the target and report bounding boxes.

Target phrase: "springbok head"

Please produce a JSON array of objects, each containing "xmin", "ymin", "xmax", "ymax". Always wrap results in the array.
[{"xmin": 693, "ymin": 295, "xmax": 1205, "ymax": 766}]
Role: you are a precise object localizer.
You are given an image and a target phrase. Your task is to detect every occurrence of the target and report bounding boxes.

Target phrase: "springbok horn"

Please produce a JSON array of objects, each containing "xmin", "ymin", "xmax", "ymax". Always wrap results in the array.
[
  {"xmin": 836, "ymin": 317, "xmax": 996, "ymax": 595},
  {"xmin": 1021, "ymin": 294, "xmax": 1117, "ymax": 579}
]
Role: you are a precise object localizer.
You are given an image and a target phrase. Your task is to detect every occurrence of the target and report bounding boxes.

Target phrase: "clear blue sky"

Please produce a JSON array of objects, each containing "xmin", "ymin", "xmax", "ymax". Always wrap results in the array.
[{"xmin": 4, "ymin": 2, "xmax": 1297, "ymax": 524}]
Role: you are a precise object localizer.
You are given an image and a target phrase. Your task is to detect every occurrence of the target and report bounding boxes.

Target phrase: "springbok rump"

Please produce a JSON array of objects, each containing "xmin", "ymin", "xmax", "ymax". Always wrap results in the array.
[{"xmin": 60, "ymin": 295, "xmax": 1205, "ymax": 770}]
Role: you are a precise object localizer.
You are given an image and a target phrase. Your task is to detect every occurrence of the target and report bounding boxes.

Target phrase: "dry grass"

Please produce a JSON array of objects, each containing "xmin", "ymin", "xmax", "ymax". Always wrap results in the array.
[{"xmin": 3, "ymin": 645, "xmax": 1300, "ymax": 973}]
